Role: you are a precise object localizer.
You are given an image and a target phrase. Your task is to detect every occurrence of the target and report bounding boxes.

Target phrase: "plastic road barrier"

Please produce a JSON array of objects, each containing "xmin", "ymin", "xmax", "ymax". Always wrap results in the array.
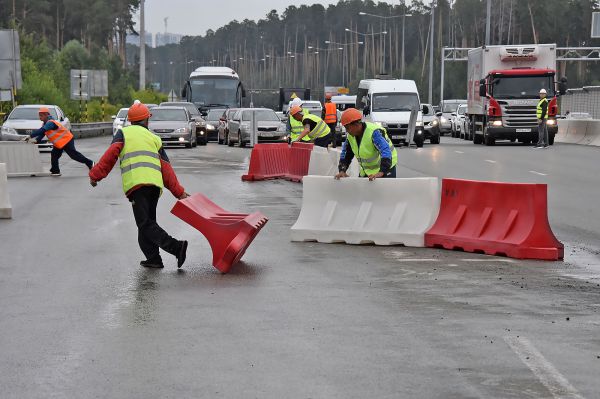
[
  {"xmin": 0, "ymin": 142, "xmax": 50, "ymax": 177},
  {"xmin": 242, "ymin": 143, "xmax": 289, "ymax": 181},
  {"xmin": 291, "ymin": 176, "xmax": 441, "ymax": 246},
  {"xmin": 171, "ymin": 193, "xmax": 268, "ymax": 273},
  {"xmin": 307, "ymin": 147, "xmax": 360, "ymax": 177},
  {"xmin": 285, "ymin": 142, "xmax": 314, "ymax": 182},
  {"xmin": 425, "ymin": 179, "xmax": 563, "ymax": 260},
  {"xmin": 0, "ymin": 163, "xmax": 12, "ymax": 218}
]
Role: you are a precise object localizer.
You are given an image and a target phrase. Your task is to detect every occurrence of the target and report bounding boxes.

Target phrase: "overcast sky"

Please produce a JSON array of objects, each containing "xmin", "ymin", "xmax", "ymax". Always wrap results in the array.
[{"xmin": 141, "ymin": 0, "xmax": 340, "ymax": 37}]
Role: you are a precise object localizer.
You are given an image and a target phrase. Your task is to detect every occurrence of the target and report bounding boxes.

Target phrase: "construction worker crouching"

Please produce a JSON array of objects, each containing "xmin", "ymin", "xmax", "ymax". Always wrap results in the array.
[
  {"xmin": 89, "ymin": 101, "xmax": 189, "ymax": 269},
  {"xmin": 335, "ymin": 108, "xmax": 398, "ymax": 181},
  {"xmin": 288, "ymin": 98, "xmax": 311, "ymax": 143},
  {"xmin": 289, "ymin": 105, "xmax": 332, "ymax": 148}
]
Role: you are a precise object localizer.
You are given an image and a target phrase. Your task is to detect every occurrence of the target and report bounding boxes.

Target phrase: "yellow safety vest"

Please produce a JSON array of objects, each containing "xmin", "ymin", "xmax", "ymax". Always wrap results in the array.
[
  {"xmin": 302, "ymin": 113, "xmax": 330, "ymax": 139},
  {"xmin": 537, "ymin": 98, "xmax": 548, "ymax": 119},
  {"xmin": 347, "ymin": 122, "xmax": 398, "ymax": 177},
  {"xmin": 119, "ymin": 125, "xmax": 164, "ymax": 195},
  {"xmin": 289, "ymin": 109, "xmax": 311, "ymax": 142}
]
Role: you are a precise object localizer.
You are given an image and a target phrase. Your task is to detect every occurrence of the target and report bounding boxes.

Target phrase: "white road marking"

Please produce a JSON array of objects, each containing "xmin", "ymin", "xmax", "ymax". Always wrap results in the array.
[
  {"xmin": 530, "ymin": 170, "xmax": 548, "ymax": 176},
  {"xmin": 504, "ymin": 336, "xmax": 584, "ymax": 399},
  {"xmin": 392, "ymin": 258, "xmax": 439, "ymax": 262},
  {"xmin": 461, "ymin": 258, "xmax": 515, "ymax": 263},
  {"xmin": 454, "ymin": 150, "xmax": 464, "ymax": 154},
  {"xmin": 485, "ymin": 159, "xmax": 497, "ymax": 164}
]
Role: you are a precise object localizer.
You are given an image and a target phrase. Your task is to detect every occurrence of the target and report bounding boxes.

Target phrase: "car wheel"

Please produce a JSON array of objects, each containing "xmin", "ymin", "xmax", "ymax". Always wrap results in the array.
[
  {"xmin": 185, "ymin": 134, "xmax": 193, "ymax": 148},
  {"xmin": 227, "ymin": 132, "xmax": 233, "ymax": 147},
  {"xmin": 483, "ymin": 127, "xmax": 495, "ymax": 146},
  {"xmin": 430, "ymin": 134, "xmax": 440, "ymax": 144},
  {"xmin": 414, "ymin": 136, "xmax": 424, "ymax": 148},
  {"xmin": 549, "ymin": 134, "xmax": 555, "ymax": 145}
]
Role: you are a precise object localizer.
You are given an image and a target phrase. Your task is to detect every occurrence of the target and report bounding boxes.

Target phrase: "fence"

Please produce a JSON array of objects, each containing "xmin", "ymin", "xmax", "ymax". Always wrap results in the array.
[{"xmin": 560, "ymin": 86, "xmax": 600, "ymax": 119}]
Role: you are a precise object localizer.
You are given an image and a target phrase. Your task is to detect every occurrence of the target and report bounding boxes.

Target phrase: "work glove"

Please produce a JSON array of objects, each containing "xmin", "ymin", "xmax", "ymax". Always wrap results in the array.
[
  {"xmin": 26, "ymin": 137, "xmax": 37, "ymax": 144},
  {"xmin": 178, "ymin": 192, "xmax": 190, "ymax": 200},
  {"xmin": 90, "ymin": 179, "xmax": 98, "ymax": 187}
]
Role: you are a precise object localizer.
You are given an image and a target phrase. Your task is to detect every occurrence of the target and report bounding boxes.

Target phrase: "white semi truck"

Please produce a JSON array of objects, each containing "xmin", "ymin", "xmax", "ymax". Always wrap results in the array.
[{"xmin": 467, "ymin": 44, "xmax": 567, "ymax": 146}]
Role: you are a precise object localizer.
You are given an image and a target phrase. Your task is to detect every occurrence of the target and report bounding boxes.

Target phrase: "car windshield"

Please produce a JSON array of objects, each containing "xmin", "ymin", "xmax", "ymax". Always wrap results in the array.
[
  {"xmin": 163, "ymin": 103, "xmax": 199, "ymax": 116},
  {"xmin": 492, "ymin": 75, "xmax": 554, "ymax": 99},
  {"xmin": 190, "ymin": 77, "xmax": 239, "ymax": 107},
  {"xmin": 442, "ymin": 102, "xmax": 464, "ymax": 113},
  {"xmin": 150, "ymin": 109, "xmax": 187, "ymax": 121},
  {"xmin": 207, "ymin": 109, "xmax": 225, "ymax": 120},
  {"xmin": 117, "ymin": 109, "xmax": 129, "ymax": 118},
  {"xmin": 457, "ymin": 106, "xmax": 467, "ymax": 115},
  {"xmin": 255, "ymin": 110, "xmax": 279, "ymax": 121},
  {"xmin": 372, "ymin": 93, "xmax": 419, "ymax": 112},
  {"xmin": 9, "ymin": 107, "xmax": 58, "ymax": 120}
]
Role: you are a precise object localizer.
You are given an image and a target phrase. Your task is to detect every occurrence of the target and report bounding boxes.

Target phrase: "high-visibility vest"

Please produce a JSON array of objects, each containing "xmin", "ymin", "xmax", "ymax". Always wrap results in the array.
[
  {"xmin": 45, "ymin": 120, "xmax": 74, "ymax": 149},
  {"xmin": 119, "ymin": 125, "xmax": 164, "ymax": 195},
  {"xmin": 324, "ymin": 102, "xmax": 337, "ymax": 124},
  {"xmin": 347, "ymin": 122, "xmax": 398, "ymax": 177},
  {"xmin": 289, "ymin": 109, "xmax": 311, "ymax": 142},
  {"xmin": 302, "ymin": 113, "xmax": 330, "ymax": 139},
  {"xmin": 537, "ymin": 98, "xmax": 548, "ymax": 119}
]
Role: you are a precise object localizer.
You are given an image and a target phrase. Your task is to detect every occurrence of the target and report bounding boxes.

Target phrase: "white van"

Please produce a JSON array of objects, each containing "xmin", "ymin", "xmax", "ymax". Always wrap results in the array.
[{"xmin": 356, "ymin": 79, "xmax": 425, "ymax": 147}]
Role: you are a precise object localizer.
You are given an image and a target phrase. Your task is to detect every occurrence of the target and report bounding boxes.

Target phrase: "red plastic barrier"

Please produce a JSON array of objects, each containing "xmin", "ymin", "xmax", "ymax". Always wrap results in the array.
[
  {"xmin": 171, "ymin": 194, "xmax": 268, "ymax": 273},
  {"xmin": 424, "ymin": 179, "xmax": 563, "ymax": 260},
  {"xmin": 241, "ymin": 143, "xmax": 289, "ymax": 181},
  {"xmin": 285, "ymin": 142, "xmax": 314, "ymax": 182}
]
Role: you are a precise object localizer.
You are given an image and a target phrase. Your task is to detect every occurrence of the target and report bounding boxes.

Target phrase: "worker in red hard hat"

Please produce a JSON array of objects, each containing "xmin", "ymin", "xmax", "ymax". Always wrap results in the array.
[
  {"xmin": 89, "ymin": 101, "xmax": 190, "ymax": 269},
  {"xmin": 26, "ymin": 106, "xmax": 94, "ymax": 176},
  {"xmin": 335, "ymin": 108, "xmax": 398, "ymax": 181},
  {"xmin": 289, "ymin": 104, "xmax": 332, "ymax": 148},
  {"xmin": 322, "ymin": 93, "xmax": 338, "ymax": 147}
]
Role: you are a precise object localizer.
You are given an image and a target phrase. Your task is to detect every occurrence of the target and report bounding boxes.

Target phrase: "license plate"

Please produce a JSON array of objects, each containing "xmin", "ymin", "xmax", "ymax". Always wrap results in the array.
[
  {"xmin": 260, "ymin": 132, "xmax": 278, "ymax": 137},
  {"xmin": 392, "ymin": 135, "xmax": 402, "ymax": 139},
  {"xmin": 162, "ymin": 134, "xmax": 171, "ymax": 138},
  {"xmin": 516, "ymin": 128, "xmax": 531, "ymax": 133}
]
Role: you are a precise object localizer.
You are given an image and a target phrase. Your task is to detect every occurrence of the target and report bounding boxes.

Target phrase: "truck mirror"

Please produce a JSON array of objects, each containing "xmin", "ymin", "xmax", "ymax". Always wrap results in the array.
[
  {"xmin": 241, "ymin": 85, "xmax": 247, "ymax": 98},
  {"xmin": 435, "ymin": 112, "xmax": 443, "ymax": 117},
  {"xmin": 181, "ymin": 83, "xmax": 188, "ymax": 98},
  {"xmin": 479, "ymin": 83, "xmax": 487, "ymax": 98},
  {"xmin": 558, "ymin": 77, "xmax": 568, "ymax": 95},
  {"xmin": 363, "ymin": 107, "xmax": 370, "ymax": 116}
]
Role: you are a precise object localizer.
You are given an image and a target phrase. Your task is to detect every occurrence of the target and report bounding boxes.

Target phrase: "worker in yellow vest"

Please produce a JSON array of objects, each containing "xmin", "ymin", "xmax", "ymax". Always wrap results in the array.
[
  {"xmin": 89, "ymin": 101, "xmax": 190, "ymax": 269},
  {"xmin": 289, "ymin": 105, "xmax": 332, "ymax": 148},
  {"xmin": 535, "ymin": 88, "xmax": 549, "ymax": 148}
]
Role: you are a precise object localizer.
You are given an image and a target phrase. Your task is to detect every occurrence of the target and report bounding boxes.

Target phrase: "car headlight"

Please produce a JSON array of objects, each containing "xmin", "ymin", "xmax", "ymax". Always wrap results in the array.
[
  {"xmin": 491, "ymin": 120, "xmax": 502, "ymax": 126},
  {"xmin": 206, "ymin": 123, "xmax": 216, "ymax": 130},
  {"xmin": 175, "ymin": 127, "xmax": 189, "ymax": 133},
  {"xmin": 278, "ymin": 125, "xmax": 286, "ymax": 132},
  {"xmin": 432, "ymin": 120, "xmax": 438, "ymax": 126},
  {"xmin": 546, "ymin": 119, "xmax": 556, "ymax": 126},
  {"xmin": 1, "ymin": 126, "xmax": 17, "ymax": 135}
]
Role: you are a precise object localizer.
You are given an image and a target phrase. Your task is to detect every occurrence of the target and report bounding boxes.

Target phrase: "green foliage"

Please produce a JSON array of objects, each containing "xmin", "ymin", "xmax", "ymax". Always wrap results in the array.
[{"xmin": 130, "ymin": 89, "xmax": 167, "ymax": 106}]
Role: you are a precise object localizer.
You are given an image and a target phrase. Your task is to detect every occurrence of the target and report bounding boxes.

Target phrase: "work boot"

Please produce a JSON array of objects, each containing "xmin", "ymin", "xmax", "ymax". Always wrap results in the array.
[
  {"xmin": 177, "ymin": 240, "xmax": 188, "ymax": 269},
  {"xmin": 140, "ymin": 259, "xmax": 164, "ymax": 268},
  {"xmin": 50, "ymin": 171, "xmax": 62, "ymax": 176}
]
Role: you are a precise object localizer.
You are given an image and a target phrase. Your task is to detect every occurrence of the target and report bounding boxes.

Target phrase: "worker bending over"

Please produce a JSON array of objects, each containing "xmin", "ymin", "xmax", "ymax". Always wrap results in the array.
[{"xmin": 289, "ymin": 105, "xmax": 332, "ymax": 148}]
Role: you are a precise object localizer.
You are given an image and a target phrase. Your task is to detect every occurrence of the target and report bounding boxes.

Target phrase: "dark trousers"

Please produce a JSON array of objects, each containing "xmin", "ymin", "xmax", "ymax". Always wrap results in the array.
[
  {"xmin": 537, "ymin": 120, "xmax": 549, "ymax": 146},
  {"xmin": 327, "ymin": 123, "xmax": 337, "ymax": 147},
  {"xmin": 129, "ymin": 186, "xmax": 181, "ymax": 262},
  {"xmin": 50, "ymin": 139, "xmax": 93, "ymax": 173},
  {"xmin": 314, "ymin": 132, "xmax": 333, "ymax": 148}
]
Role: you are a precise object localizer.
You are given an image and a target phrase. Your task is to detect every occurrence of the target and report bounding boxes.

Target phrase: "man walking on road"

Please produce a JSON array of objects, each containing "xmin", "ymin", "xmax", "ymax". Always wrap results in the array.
[
  {"xmin": 27, "ymin": 107, "xmax": 94, "ymax": 176},
  {"xmin": 89, "ymin": 101, "xmax": 189, "ymax": 269},
  {"xmin": 535, "ymin": 88, "xmax": 549, "ymax": 148},
  {"xmin": 289, "ymin": 105, "xmax": 332, "ymax": 148}
]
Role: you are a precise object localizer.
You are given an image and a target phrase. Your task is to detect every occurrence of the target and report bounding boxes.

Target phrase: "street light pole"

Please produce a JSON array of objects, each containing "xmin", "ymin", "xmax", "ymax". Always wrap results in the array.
[
  {"xmin": 485, "ymin": 0, "xmax": 491, "ymax": 46},
  {"xmin": 139, "ymin": 0, "xmax": 146, "ymax": 91},
  {"xmin": 428, "ymin": 0, "xmax": 435, "ymax": 104},
  {"xmin": 402, "ymin": 12, "xmax": 407, "ymax": 78}
]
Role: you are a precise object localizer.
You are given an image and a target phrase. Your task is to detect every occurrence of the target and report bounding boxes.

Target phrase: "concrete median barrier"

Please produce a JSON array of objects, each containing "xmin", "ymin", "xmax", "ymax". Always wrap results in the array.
[
  {"xmin": 0, "ymin": 163, "xmax": 12, "ymax": 218},
  {"xmin": 0, "ymin": 142, "xmax": 50, "ymax": 177},
  {"xmin": 425, "ymin": 179, "xmax": 563, "ymax": 260},
  {"xmin": 556, "ymin": 119, "xmax": 600, "ymax": 146},
  {"xmin": 307, "ymin": 147, "xmax": 359, "ymax": 177},
  {"xmin": 291, "ymin": 176, "xmax": 440, "ymax": 246}
]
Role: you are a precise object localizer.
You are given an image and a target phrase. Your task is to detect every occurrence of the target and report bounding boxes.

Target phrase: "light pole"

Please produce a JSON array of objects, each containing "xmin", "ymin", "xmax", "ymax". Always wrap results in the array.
[
  {"xmin": 428, "ymin": 1, "xmax": 435, "ymax": 105},
  {"xmin": 139, "ymin": 0, "xmax": 146, "ymax": 90},
  {"xmin": 325, "ymin": 40, "xmax": 364, "ymax": 86},
  {"xmin": 345, "ymin": 28, "xmax": 387, "ymax": 79}
]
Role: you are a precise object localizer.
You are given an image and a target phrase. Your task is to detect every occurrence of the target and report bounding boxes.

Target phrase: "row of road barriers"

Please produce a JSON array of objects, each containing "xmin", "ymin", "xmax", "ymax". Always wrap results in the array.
[
  {"xmin": 556, "ymin": 119, "xmax": 600, "ymax": 146},
  {"xmin": 0, "ymin": 163, "xmax": 12, "ymax": 218}
]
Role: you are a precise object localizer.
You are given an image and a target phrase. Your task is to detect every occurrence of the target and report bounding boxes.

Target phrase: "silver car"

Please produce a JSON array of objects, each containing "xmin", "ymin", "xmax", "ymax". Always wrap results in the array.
[
  {"xmin": 218, "ymin": 108, "xmax": 240, "ymax": 145},
  {"xmin": 1, "ymin": 104, "xmax": 71, "ymax": 151},
  {"xmin": 112, "ymin": 107, "xmax": 129, "ymax": 135},
  {"xmin": 450, "ymin": 104, "xmax": 468, "ymax": 138},
  {"xmin": 148, "ymin": 106, "xmax": 197, "ymax": 148},
  {"xmin": 228, "ymin": 108, "xmax": 287, "ymax": 147},
  {"xmin": 159, "ymin": 101, "xmax": 205, "ymax": 144}
]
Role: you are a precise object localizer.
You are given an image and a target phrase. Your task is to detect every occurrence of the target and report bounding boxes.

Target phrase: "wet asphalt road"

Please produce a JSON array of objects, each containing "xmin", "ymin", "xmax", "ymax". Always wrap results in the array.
[{"xmin": 1, "ymin": 136, "xmax": 599, "ymax": 398}]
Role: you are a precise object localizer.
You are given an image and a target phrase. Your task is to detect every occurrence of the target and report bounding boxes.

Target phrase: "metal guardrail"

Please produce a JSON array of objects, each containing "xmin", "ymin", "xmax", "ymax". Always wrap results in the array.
[{"xmin": 70, "ymin": 122, "xmax": 113, "ymax": 138}]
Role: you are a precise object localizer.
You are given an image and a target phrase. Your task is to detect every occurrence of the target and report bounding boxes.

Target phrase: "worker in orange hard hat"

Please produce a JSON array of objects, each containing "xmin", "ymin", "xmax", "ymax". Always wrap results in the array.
[
  {"xmin": 289, "ymin": 104, "xmax": 332, "ymax": 148},
  {"xmin": 89, "ymin": 100, "xmax": 190, "ymax": 269},
  {"xmin": 26, "ymin": 106, "xmax": 94, "ymax": 176},
  {"xmin": 335, "ymin": 108, "xmax": 398, "ymax": 180},
  {"xmin": 322, "ymin": 93, "xmax": 339, "ymax": 147}
]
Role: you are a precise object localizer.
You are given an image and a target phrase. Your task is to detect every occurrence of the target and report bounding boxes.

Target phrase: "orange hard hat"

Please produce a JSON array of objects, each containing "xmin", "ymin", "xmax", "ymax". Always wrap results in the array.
[
  {"xmin": 128, "ymin": 101, "xmax": 151, "ymax": 122},
  {"xmin": 341, "ymin": 108, "xmax": 363, "ymax": 126},
  {"xmin": 289, "ymin": 105, "xmax": 303, "ymax": 116},
  {"xmin": 38, "ymin": 107, "xmax": 50, "ymax": 114},
  {"xmin": 325, "ymin": 93, "xmax": 332, "ymax": 100}
]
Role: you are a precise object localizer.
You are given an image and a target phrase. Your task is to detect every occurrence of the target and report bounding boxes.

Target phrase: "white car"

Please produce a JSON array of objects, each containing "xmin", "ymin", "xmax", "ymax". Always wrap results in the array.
[
  {"xmin": 450, "ymin": 104, "xmax": 468, "ymax": 138},
  {"xmin": 112, "ymin": 108, "xmax": 129, "ymax": 135},
  {"xmin": 1, "ymin": 104, "xmax": 71, "ymax": 151}
]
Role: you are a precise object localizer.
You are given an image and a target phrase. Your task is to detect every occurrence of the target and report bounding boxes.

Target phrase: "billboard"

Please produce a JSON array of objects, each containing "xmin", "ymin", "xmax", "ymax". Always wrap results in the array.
[
  {"xmin": 0, "ymin": 30, "xmax": 22, "ymax": 90},
  {"xmin": 70, "ymin": 69, "xmax": 108, "ymax": 100},
  {"xmin": 324, "ymin": 86, "xmax": 350, "ymax": 96}
]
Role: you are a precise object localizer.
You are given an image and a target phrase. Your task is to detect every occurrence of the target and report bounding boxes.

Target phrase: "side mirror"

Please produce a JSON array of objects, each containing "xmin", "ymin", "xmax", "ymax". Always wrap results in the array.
[
  {"xmin": 2, "ymin": 114, "xmax": 8, "ymax": 122},
  {"xmin": 451, "ymin": 113, "xmax": 457, "ymax": 117},
  {"xmin": 181, "ymin": 81, "xmax": 189, "ymax": 98},
  {"xmin": 241, "ymin": 85, "xmax": 247, "ymax": 98},
  {"xmin": 558, "ymin": 77, "xmax": 568, "ymax": 96},
  {"xmin": 111, "ymin": 115, "xmax": 116, "ymax": 120},
  {"xmin": 363, "ymin": 107, "xmax": 370, "ymax": 116},
  {"xmin": 436, "ymin": 112, "xmax": 443, "ymax": 117},
  {"xmin": 421, "ymin": 105, "xmax": 430, "ymax": 114},
  {"xmin": 479, "ymin": 82, "xmax": 487, "ymax": 97}
]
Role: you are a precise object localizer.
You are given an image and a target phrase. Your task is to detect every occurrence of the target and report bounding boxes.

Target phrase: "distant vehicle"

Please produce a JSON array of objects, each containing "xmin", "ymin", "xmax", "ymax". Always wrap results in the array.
[
  {"xmin": 201, "ymin": 108, "xmax": 226, "ymax": 143},
  {"xmin": 146, "ymin": 103, "xmax": 159, "ymax": 109},
  {"xmin": 228, "ymin": 108, "xmax": 287, "ymax": 147},
  {"xmin": 279, "ymin": 87, "xmax": 311, "ymax": 112},
  {"xmin": 218, "ymin": 108, "xmax": 241, "ymax": 145},
  {"xmin": 275, "ymin": 111, "xmax": 287, "ymax": 122},
  {"xmin": 181, "ymin": 66, "xmax": 245, "ymax": 116},
  {"xmin": 112, "ymin": 108, "xmax": 129, "ymax": 135},
  {"xmin": 564, "ymin": 112, "xmax": 592, "ymax": 119},
  {"xmin": 148, "ymin": 106, "xmax": 197, "ymax": 148},
  {"xmin": 331, "ymin": 95, "xmax": 357, "ymax": 111},
  {"xmin": 450, "ymin": 104, "xmax": 468, "ymax": 138},
  {"xmin": 1, "ymin": 104, "xmax": 71, "ymax": 151},
  {"xmin": 356, "ymin": 79, "xmax": 425, "ymax": 147},
  {"xmin": 467, "ymin": 44, "xmax": 566, "ymax": 145},
  {"xmin": 421, "ymin": 103, "xmax": 440, "ymax": 144},
  {"xmin": 301, "ymin": 100, "xmax": 323, "ymax": 117},
  {"xmin": 159, "ymin": 101, "xmax": 204, "ymax": 141},
  {"xmin": 438, "ymin": 99, "xmax": 466, "ymax": 135}
]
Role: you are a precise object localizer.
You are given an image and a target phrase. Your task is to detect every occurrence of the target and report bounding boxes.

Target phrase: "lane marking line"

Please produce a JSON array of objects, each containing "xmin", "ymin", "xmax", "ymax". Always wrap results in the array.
[
  {"xmin": 485, "ymin": 159, "xmax": 497, "ymax": 164},
  {"xmin": 454, "ymin": 150, "xmax": 465, "ymax": 154},
  {"xmin": 504, "ymin": 336, "xmax": 584, "ymax": 399},
  {"xmin": 530, "ymin": 170, "xmax": 548, "ymax": 176}
]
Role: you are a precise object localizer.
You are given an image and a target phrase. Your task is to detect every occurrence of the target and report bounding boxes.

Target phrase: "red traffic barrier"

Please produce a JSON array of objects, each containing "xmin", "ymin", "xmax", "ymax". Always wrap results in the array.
[
  {"xmin": 241, "ymin": 143, "xmax": 289, "ymax": 181},
  {"xmin": 285, "ymin": 142, "xmax": 314, "ymax": 182},
  {"xmin": 171, "ymin": 193, "xmax": 268, "ymax": 273},
  {"xmin": 425, "ymin": 179, "xmax": 563, "ymax": 260}
]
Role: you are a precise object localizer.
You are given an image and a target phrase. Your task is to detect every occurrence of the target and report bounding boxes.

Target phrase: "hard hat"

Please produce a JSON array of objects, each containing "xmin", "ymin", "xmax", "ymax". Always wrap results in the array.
[
  {"xmin": 289, "ymin": 105, "xmax": 303, "ymax": 116},
  {"xmin": 341, "ymin": 108, "xmax": 363, "ymax": 126},
  {"xmin": 128, "ymin": 101, "xmax": 151, "ymax": 122},
  {"xmin": 325, "ymin": 93, "xmax": 332, "ymax": 100},
  {"xmin": 38, "ymin": 107, "xmax": 50, "ymax": 114},
  {"xmin": 539, "ymin": 88, "xmax": 547, "ymax": 94},
  {"xmin": 290, "ymin": 97, "xmax": 302, "ymax": 107}
]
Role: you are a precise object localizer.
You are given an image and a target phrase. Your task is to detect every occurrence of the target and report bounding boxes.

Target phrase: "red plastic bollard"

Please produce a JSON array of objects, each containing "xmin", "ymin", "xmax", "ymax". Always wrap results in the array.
[
  {"xmin": 285, "ymin": 142, "xmax": 314, "ymax": 182},
  {"xmin": 171, "ymin": 193, "xmax": 268, "ymax": 273},
  {"xmin": 424, "ymin": 179, "xmax": 564, "ymax": 260},
  {"xmin": 241, "ymin": 143, "xmax": 289, "ymax": 181}
]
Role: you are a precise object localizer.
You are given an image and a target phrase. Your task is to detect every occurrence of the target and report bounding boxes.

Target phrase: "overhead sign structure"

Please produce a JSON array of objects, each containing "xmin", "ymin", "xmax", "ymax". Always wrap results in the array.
[
  {"xmin": 324, "ymin": 86, "xmax": 350, "ymax": 95},
  {"xmin": 70, "ymin": 69, "xmax": 108, "ymax": 100},
  {"xmin": 0, "ymin": 30, "xmax": 22, "ymax": 90}
]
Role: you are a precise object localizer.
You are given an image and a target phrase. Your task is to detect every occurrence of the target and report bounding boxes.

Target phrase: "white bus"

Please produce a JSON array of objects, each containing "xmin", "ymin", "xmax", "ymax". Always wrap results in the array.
[{"xmin": 181, "ymin": 66, "xmax": 245, "ymax": 116}]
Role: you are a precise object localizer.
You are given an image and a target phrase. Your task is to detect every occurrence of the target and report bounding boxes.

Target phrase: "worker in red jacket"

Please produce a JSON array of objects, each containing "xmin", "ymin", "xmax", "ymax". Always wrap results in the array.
[{"xmin": 89, "ymin": 101, "xmax": 189, "ymax": 269}]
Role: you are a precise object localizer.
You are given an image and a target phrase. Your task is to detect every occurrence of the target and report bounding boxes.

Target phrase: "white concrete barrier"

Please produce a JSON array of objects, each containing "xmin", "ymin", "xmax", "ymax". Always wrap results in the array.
[
  {"xmin": 0, "ymin": 163, "xmax": 12, "ymax": 218},
  {"xmin": 0, "ymin": 142, "xmax": 50, "ymax": 177},
  {"xmin": 307, "ymin": 147, "xmax": 360, "ymax": 177},
  {"xmin": 291, "ymin": 176, "xmax": 441, "ymax": 247},
  {"xmin": 556, "ymin": 119, "xmax": 600, "ymax": 146}
]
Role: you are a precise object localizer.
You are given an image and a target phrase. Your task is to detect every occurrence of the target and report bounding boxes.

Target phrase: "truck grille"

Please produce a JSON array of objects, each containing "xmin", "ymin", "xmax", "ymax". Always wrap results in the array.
[
  {"xmin": 503, "ymin": 105, "xmax": 538, "ymax": 127},
  {"xmin": 153, "ymin": 129, "xmax": 174, "ymax": 133}
]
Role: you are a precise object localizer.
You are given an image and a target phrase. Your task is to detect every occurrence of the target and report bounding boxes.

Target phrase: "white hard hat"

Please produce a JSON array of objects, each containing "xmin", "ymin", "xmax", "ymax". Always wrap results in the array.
[
  {"xmin": 290, "ymin": 97, "xmax": 302, "ymax": 107},
  {"xmin": 539, "ymin": 88, "xmax": 547, "ymax": 94}
]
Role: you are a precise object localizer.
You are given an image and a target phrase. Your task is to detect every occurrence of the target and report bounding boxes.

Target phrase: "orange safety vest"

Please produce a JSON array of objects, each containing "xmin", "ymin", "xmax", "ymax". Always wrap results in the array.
[
  {"xmin": 45, "ymin": 120, "xmax": 74, "ymax": 149},
  {"xmin": 324, "ymin": 102, "xmax": 337, "ymax": 124}
]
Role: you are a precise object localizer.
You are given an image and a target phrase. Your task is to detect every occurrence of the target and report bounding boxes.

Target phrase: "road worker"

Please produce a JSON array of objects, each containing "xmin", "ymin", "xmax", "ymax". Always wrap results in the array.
[
  {"xmin": 335, "ymin": 108, "xmax": 398, "ymax": 180},
  {"xmin": 27, "ymin": 107, "xmax": 94, "ymax": 176},
  {"xmin": 322, "ymin": 93, "xmax": 338, "ymax": 147},
  {"xmin": 288, "ymin": 98, "xmax": 311, "ymax": 143},
  {"xmin": 535, "ymin": 88, "xmax": 549, "ymax": 149},
  {"xmin": 89, "ymin": 101, "xmax": 189, "ymax": 269},
  {"xmin": 289, "ymin": 105, "xmax": 332, "ymax": 148}
]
